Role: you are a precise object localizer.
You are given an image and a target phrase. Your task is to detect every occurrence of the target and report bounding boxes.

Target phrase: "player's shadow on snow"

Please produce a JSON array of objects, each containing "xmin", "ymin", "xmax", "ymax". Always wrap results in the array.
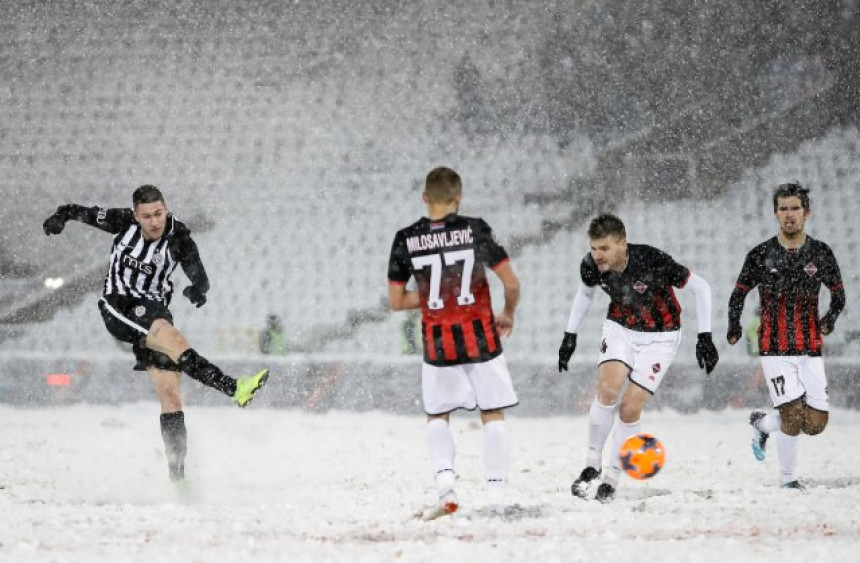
[
  {"xmin": 466, "ymin": 504, "xmax": 546, "ymax": 521},
  {"xmin": 804, "ymin": 476, "xmax": 860, "ymax": 489}
]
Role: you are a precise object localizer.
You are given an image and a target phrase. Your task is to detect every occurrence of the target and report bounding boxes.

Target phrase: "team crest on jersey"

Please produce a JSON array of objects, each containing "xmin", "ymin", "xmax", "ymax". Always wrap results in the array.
[
  {"xmin": 652, "ymin": 363, "xmax": 661, "ymax": 374},
  {"xmin": 134, "ymin": 305, "xmax": 146, "ymax": 318},
  {"xmin": 804, "ymin": 262, "xmax": 817, "ymax": 277},
  {"xmin": 633, "ymin": 281, "xmax": 648, "ymax": 294},
  {"xmin": 152, "ymin": 253, "xmax": 164, "ymax": 266}
]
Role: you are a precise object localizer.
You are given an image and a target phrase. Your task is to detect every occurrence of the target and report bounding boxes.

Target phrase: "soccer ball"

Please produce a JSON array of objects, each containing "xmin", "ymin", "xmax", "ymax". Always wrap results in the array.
[{"xmin": 619, "ymin": 433, "xmax": 666, "ymax": 480}]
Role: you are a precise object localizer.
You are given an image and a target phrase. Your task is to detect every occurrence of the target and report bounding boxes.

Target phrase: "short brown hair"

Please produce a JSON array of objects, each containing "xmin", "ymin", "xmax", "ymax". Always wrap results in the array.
[
  {"xmin": 425, "ymin": 167, "xmax": 462, "ymax": 203},
  {"xmin": 588, "ymin": 213, "xmax": 626, "ymax": 239},
  {"xmin": 133, "ymin": 185, "xmax": 165, "ymax": 207},
  {"xmin": 773, "ymin": 182, "xmax": 810, "ymax": 211}
]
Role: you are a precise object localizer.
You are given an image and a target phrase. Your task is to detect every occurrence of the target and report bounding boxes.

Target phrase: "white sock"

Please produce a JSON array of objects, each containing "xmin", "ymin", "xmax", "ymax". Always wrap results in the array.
[
  {"xmin": 426, "ymin": 418, "xmax": 456, "ymax": 496},
  {"xmin": 606, "ymin": 419, "xmax": 641, "ymax": 487},
  {"xmin": 483, "ymin": 420, "xmax": 509, "ymax": 505},
  {"xmin": 756, "ymin": 413, "xmax": 781, "ymax": 434},
  {"xmin": 586, "ymin": 399, "xmax": 616, "ymax": 469},
  {"xmin": 776, "ymin": 432, "xmax": 800, "ymax": 484}
]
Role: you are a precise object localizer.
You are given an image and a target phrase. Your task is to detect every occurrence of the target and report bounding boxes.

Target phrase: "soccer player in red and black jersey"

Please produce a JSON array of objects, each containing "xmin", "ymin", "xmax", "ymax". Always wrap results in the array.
[
  {"xmin": 558, "ymin": 214, "xmax": 718, "ymax": 502},
  {"xmin": 388, "ymin": 167, "xmax": 521, "ymax": 520},
  {"xmin": 728, "ymin": 183, "xmax": 845, "ymax": 489}
]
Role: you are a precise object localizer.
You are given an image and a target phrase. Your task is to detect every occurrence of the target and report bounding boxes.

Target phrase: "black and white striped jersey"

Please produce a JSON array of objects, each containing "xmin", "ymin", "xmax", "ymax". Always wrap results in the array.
[{"xmin": 62, "ymin": 205, "xmax": 208, "ymax": 304}]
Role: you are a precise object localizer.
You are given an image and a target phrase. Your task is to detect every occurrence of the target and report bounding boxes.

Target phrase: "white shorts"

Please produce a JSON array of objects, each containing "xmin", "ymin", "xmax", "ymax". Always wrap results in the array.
[
  {"xmin": 421, "ymin": 353, "xmax": 518, "ymax": 415},
  {"xmin": 760, "ymin": 356, "xmax": 828, "ymax": 411},
  {"xmin": 598, "ymin": 320, "xmax": 681, "ymax": 394}
]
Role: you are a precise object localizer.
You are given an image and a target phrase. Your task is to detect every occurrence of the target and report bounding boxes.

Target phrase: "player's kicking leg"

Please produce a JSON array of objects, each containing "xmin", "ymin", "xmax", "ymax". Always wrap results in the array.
[
  {"xmin": 749, "ymin": 410, "xmax": 774, "ymax": 461},
  {"xmin": 148, "ymin": 319, "xmax": 269, "ymax": 407},
  {"xmin": 572, "ymin": 361, "xmax": 626, "ymax": 499}
]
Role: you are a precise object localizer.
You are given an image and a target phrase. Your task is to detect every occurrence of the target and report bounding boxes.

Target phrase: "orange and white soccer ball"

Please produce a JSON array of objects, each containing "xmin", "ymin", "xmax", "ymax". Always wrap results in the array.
[{"xmin": 619, "ymin": 433, "xmax": 666, "ymax": 480}]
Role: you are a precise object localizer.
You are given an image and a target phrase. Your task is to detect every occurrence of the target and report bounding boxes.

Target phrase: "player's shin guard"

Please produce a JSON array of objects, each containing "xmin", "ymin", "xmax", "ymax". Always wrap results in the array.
[
  {"xmin": 777, "ymin": 431, "xmax": 800, "ymax": 485},
  {"xmin": 607, "ymin": 419, "xmax": 641, "ymax": 487},
  {"xmin": 426, "ymin": 418, "xmax": 456, "ymax": 497},
  {"xmin": 587, "ymin": 399, "xmax": 616, "ymax": 469},
  {"xmin": 160, "ymin": 411, "xmax": 187, "ymax": 482},
  {"xmin": 483, "ymin": 420, "xmax": 508, "ymax": 505},
  {"xmin": 178, "ymin": 348, "xmax": 236, "ymax": 397}
]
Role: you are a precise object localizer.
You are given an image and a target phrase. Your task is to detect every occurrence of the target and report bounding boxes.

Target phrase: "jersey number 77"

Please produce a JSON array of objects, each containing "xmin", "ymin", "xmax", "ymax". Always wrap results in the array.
[{"xmin": 412, "ymin": 249, "xmax": 476, "ymax": 310}]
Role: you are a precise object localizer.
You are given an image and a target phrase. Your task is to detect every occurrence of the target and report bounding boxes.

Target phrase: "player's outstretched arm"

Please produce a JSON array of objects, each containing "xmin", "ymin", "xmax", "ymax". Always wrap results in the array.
[
  {"xmin": 43, "ymin": 204, "xmax": 129, "ymax": 235},
  {"xmin": 43, "ymin": 204, "xmax": 84, "ymax": 235},
  {"xmin": 684, "ymin": 272, "xmax": 719, "ymax": 373},
  {"xmin": 559, "ymin": 284, "xmax": 596, "ymax": 372},
  {"xmin": 492, "ymin": 260, "xmax": 520, "ymax": 338}
]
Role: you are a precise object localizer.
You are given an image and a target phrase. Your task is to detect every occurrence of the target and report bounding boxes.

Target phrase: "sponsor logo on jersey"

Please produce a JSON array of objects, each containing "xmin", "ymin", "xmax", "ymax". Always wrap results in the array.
[
  {"xmin": 633, "ymin": 281, "xmax": 648, "ymax": 294},
  {"xmin": 804, "ymin": 262, "xmax": 817, "ymax": 277},
  {"xmin": 652, "ymin": 363, "xmax": 661, "ymax": 374},
  {"xmin": 601, "ymin": 338, "xmax": 607, "ymax": 353},
  {"xmin": 122, "ymin": 254, "xmax": 154, "ymax": 275},
  {"xmin": 134, "ymin": 305, "xmax": 146, "ymax": 317}
]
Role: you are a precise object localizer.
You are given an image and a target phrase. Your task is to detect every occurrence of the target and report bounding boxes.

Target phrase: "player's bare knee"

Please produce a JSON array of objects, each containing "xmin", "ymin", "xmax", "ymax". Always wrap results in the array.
[
  {"xmin": 780, "ymin": 411, "xmax": 804, "ymax": 435},
  {"xmin": 149, "ymin": 318, "xmax": 170, "ymax": 338},
  {"xmin": 480, "ymin": 409, "xmax": 504, "ymax": 424},
  {"xmin": 778, "ymin": 399, "xmax": 804, "ymax": 435},
  {"xmin": 618, "ymin": 403, "xmax": 641, "ymax": 424},
  {"xmin": 803, "ymin": 411, "xmax": 828, "ymax": 435}
]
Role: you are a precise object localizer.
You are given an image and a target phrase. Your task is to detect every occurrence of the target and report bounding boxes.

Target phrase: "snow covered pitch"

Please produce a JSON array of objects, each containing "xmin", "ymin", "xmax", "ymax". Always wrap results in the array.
[{"xmin": 2, "ymin": 405, "xmax": 858, "ymax": 562}]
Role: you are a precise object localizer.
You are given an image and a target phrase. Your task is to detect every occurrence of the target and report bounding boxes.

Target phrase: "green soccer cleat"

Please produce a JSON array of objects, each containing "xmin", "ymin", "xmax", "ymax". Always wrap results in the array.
[{"xmin": 233, "ymin": 369, "xmax": 270, "ymax": 407}]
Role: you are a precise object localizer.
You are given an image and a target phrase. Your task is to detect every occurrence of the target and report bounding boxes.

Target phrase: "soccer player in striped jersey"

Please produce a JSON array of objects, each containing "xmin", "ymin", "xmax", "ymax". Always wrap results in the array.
[
  {"xmin": 388, "ymin": 167, "xmax": 521, "ymax": 520},
  {"xmin": 43, "ymin": 185, "xmax": 269, "ymax": 482},
  {"xmin": 728, "ymin": 183, "xmax": 845, "ymax": 489},
  {"xmin": 559, "ymin": 214, "xmax": 718, "ymax": 502}
]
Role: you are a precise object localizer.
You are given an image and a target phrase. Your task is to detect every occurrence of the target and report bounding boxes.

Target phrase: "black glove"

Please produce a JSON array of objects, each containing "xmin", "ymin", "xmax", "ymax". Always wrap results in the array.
[
  {"xmin": 726, "ymin": 321, "xmax": 742, "ymax": 344},
  {"xmin": 183, "ymin": 285, "xmax": 207, "ymax": 308},
  {"xmin": 558, "ymin": 332, "xmax": 577, "ymax": 372},
  {"xmin": 43, "ymin": 212, "xmax": 67, "ymax": 235},
  {"xmin": 696, "ymin": 332, "xmax": 719, "ymax": 374},
  {"xmin": 820, "ymin": 312, "xmax": 836, "ymax": 335}
]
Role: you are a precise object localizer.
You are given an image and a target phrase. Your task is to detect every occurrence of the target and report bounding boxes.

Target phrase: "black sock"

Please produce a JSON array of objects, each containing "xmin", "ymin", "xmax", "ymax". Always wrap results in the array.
[
  {"xmin": 177, "ymin": 348, "xmax": 237, "ymax": 397},
  {"xmin": 160, "ymin": 411, "xmax": 187, "ymax": 482}
]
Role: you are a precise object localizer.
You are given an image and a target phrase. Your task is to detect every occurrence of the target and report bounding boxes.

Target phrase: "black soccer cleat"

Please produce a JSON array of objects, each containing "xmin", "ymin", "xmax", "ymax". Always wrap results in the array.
[
  {"xmin": 571, "ymin": 466, "xmax": 601, "ymax": 498},
  {"xmin": 595, "ymin": 483, "xmax": 616, "ymax": 503},
  {"xmin": 781, "ymin": 480, "xmax": 805, "ymax": 490},
  {"xmin": 749, "ymin": 411, "xmax": 769, "ymax": 461}
]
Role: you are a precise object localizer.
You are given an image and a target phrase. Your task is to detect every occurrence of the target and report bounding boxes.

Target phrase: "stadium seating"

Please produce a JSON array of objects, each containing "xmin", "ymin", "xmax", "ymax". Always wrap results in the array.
[{"xmin": 1, "ymin": 4, "xmax": 857, "ymax": 367}]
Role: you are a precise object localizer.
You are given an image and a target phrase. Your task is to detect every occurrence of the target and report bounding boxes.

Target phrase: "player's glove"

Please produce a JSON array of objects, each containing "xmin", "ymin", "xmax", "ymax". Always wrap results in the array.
[
  {"xmin": 43, "ymin": 211, "xmax": 67, "ymax": 235},
  {"xmin": 726, "ymin": 321, "xmax": 742, "ymax": 344},
  {"xmin": 696, "ymin": 332, "xmax": 719, "ymax": 374},
  {"xmin": 183, "ymin": 285, "xmax": 207, "ymax": 308},
  {"xmin": 820, "ymin": 312, "xmax": 836, "ymax": 335},
  {"xmin": 558, "ymin": 332, "xmax": 577, "ymax": 372}
]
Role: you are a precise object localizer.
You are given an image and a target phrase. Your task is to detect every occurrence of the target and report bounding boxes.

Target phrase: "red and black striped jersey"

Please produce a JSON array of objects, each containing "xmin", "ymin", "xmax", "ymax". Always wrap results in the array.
[
  {"xmin": 581, "ymin": 244, "xmax": 690, "ymax": 332},
  {"xmin": 730, "ymin": 236, "xmax": 844, "ymax": 356},
  {"xmin": 388, "ymin": 213, "xmax": 509, "ymax": 366}
]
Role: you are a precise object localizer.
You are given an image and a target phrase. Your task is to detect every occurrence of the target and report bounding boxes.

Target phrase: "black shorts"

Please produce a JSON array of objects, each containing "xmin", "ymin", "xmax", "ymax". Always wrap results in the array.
[{"xmin": 98, "ymin": 296, "xmax": 181, "ymax": 372}]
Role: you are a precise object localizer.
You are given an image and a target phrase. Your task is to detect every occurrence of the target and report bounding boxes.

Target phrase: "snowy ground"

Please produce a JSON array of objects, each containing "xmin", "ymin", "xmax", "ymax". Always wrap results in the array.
[{"xmin": 1, "ymin": 404, "xmax": 859, "ymax": 562}]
